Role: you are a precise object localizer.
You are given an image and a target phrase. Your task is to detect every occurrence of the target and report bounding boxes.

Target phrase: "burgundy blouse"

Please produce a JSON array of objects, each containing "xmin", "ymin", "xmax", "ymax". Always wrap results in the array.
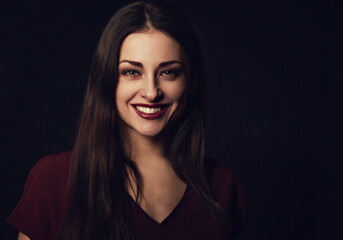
[{"xmin": 7, "ymin": 151, "xmax": 248, "ymax": 240}]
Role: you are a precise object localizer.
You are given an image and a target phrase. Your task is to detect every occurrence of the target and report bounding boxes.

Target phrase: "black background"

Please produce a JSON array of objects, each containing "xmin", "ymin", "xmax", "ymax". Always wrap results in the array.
[{"xmin": 1, "ymin": 0, "xmax": 342, "ymax": 239}]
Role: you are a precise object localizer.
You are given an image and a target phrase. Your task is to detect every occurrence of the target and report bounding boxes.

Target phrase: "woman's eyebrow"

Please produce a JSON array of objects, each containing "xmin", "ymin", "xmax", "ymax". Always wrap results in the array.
[
  {"xmin": 159, "ymin": 60, "xmax": 182, "ymax": 67},
  {"xmin": 118, "ymin": 60, "xmax": 182, "ymax": 67},
  {"xmin": 118, "ymin": 60, "xmax": 143, "ymax": 67}
]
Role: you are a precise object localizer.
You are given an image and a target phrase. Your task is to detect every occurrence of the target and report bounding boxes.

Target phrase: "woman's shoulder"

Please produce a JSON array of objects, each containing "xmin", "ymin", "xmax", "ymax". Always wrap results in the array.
[
  {"xmin": 204, "ymin": 156, "xmax": 248, "ymax": 236},
  {"xmin": 7, "ymin": 151, "xmax": 72, "ymax": 239},
  {"xmin": 204, "ymin": 156, "xmax": 237, "ymax": 184},
  {"xmin": 204, "ymin": 156, "xmax": 247, "ymax": 210},
  {"xmin": 31, "ymin": 151, "xmax": 72, "ymax": 178},
  {"xmin": 23, "ymin": 151, "xmax": 72, "ymax": 194},
  {"xmin": 34, "ymin": 150, "xmax": 72, "ymax": 167}
]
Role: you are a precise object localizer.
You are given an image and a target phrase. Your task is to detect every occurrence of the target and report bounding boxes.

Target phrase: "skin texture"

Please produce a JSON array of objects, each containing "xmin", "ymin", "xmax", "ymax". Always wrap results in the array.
[{"xmin": 117, "ymin": 29, "xmax": 187, "ymax": 223}]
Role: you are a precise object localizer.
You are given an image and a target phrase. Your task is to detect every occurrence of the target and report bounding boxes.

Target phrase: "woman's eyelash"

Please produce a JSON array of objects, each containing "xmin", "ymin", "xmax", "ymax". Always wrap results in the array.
[
  {"xmin": 161, "ymin": 70, "xmax": 174, "ymax": 75},
  {"xmin": 120, "ymin": 69, "xmax": 181, "ymax": 78},
  {"xmin": 121, "ymin": 69, "xmax": 139, "ymax": 75},
  {"xmin": 159, "ymin": 70, "xmax": 181, "ymax": 77}
]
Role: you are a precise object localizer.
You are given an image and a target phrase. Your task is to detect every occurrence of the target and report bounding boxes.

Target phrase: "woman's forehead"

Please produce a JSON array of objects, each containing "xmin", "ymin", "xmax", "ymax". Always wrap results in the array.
[{"xmin": 119, "ymin": 30, "xmax": 183, "ymax": 64}]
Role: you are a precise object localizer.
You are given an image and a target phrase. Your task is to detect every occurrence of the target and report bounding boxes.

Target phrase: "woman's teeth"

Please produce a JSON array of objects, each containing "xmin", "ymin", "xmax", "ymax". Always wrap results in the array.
[{"xmin": 135, "ymin": 106, "xmax": 162, "ymax": 114}]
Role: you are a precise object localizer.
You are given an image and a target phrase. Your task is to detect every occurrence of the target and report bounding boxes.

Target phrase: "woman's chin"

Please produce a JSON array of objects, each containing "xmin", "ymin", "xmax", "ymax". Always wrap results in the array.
[{"xmin": 135, "ymin": 127, "xmax": 164, "ymax": 138}]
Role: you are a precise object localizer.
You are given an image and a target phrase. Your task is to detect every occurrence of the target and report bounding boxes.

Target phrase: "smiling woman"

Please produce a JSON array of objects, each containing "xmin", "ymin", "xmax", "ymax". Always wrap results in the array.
[
  {"xmin": 7, "ymin": 1, "xmax": 248, "ymax": 240},
  {"xmin": 116, "ymin": 30, "xmax": 187, "ymax": 137}
]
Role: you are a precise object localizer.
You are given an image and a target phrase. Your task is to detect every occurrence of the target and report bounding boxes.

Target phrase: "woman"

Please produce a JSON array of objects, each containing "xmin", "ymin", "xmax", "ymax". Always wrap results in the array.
[{"xmin": 7, "ymin": 1, "xmax": 248, "ymax": 240}]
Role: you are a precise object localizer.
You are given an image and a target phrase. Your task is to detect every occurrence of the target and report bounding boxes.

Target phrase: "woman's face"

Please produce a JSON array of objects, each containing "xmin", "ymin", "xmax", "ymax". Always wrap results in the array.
[{"xmin": 116, "ymin": 29, "xmax": 187, "ymax": 137}]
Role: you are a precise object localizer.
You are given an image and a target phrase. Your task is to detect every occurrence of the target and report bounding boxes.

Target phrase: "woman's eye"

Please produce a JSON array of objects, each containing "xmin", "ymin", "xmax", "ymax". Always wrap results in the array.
[
  {"xmin": 122, "ymin": 69, "xmax": 140, "ymax": 76},
  {"xmin": 163, "ymin": 71, "xmax": 173, "ymax": 75},
  {"xmin": 160, "ymin": 70, "xmax": 180, "ymax": 79}
]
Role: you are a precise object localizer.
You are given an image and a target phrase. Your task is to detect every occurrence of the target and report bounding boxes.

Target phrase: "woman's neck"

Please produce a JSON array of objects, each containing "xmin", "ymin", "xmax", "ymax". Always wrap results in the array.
[{"xmin": 122, "ymin": 128, "xmax": 170, "ymax": 165}]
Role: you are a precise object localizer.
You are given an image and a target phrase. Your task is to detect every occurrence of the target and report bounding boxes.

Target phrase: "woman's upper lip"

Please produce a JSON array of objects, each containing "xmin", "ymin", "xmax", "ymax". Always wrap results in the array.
[{"xmin": 131, "ymin": 103, "xmax": 169, "ymax": 108}]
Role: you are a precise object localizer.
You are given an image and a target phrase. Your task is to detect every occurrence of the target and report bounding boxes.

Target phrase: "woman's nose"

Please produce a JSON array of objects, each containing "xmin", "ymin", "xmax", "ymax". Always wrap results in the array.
[{"xmin": 141, "ymin": 74, "xmax": 163, "ymax": 102}]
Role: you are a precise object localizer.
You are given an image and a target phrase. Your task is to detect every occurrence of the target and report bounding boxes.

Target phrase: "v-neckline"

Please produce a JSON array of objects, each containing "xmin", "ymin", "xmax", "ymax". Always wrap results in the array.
[{"xmin": 127, "ymin": 184, "xmax": 189, "ymax": 226}]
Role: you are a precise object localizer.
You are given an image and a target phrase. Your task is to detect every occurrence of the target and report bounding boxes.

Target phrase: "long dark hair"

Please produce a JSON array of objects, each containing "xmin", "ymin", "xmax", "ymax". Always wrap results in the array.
[{"xmin": 57, "ymin": 1, "xmax": 225, "ymax": 239}]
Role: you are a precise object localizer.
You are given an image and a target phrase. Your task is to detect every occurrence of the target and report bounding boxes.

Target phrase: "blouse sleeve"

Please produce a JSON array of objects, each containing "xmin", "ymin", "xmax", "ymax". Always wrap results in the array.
[
  {"xmin": 6, "ymin": 153, "xmax": 69, "ymax": 240},
  {"xmin": 231, "ymin": 176, "xmax": 249, "ymax": 239},
  {"xmin": 206, "ymin": 158, "xmax": 249, "ymax": 239}
]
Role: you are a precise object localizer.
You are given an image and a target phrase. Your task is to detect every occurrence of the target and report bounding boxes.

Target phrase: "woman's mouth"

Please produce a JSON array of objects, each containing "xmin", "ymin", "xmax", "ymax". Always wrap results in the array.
[
  {"xmin": 132, "ymin": 104, "xmax": 169, "ymax": 120},
  {"xmin": 135, "ymin": 106, "xmax": 162, "ymax": 114}
]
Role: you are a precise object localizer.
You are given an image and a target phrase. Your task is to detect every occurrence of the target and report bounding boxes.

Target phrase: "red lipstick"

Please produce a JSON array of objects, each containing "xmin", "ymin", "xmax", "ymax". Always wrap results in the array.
[{"xmin": 132, "ymin": 103, "xmax": 169, "ymax": 120}]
